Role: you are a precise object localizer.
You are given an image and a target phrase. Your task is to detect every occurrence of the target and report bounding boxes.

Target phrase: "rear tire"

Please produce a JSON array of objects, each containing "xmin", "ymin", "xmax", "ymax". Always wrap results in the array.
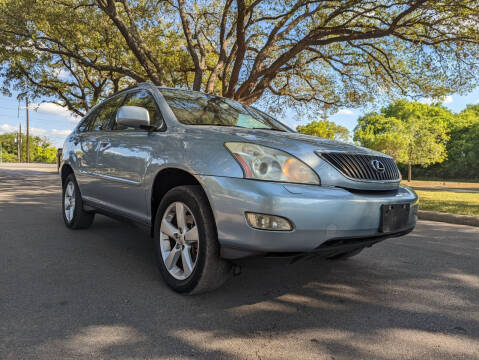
[
  {"xmin": 62, "ymin": 173, "xmax": 95, "ymax": 229},
  {"xmin": 153, "ymin": 185, "xmax": 231, "ymax": 294}
]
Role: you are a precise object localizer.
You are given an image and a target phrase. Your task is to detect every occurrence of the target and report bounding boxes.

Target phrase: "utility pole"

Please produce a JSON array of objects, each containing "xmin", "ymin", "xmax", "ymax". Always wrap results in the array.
[
  {"xmin": 26, "ymin": 97, "xmax": 30, "ymax": 163},
  {"xmin": 17, "ymin": 100, "xmax": 22, "ymax": 162},
  {"xmin": 18, "ymin": 124, "xmax": 22, "ymax": 162}
]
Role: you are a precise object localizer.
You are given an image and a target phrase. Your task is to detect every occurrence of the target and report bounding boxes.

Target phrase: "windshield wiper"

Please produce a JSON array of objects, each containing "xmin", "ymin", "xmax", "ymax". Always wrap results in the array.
[
  {"xmin": 194, "ymin": 124, "xmax": 287, "ymax": 132},
  {"xmin": 195, "ymin": 124, "xmax": 246, "ymax": 128},
  {"xmin": 250, "ymin": 127, "xmax": 287, "ymax": 132}
]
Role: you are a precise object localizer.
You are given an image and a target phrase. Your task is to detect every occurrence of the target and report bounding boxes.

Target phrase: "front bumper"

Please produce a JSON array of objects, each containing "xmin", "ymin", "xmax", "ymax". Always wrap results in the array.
[{"xmin": 200, "ymin": 176, "xmax": 418, "ymax": 259}]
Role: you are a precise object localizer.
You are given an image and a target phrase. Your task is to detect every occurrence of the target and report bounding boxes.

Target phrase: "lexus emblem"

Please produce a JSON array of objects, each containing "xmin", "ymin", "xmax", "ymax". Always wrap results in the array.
[{"xmin": 371, "ymin": 159, "xmax": 386, "ymax": 173}]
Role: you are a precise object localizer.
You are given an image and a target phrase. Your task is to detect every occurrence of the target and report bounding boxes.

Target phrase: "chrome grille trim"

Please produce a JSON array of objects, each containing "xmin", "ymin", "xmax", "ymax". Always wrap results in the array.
[{"xmin": 317, "ymin": 152, "xmax": 400, "ymax": 182}]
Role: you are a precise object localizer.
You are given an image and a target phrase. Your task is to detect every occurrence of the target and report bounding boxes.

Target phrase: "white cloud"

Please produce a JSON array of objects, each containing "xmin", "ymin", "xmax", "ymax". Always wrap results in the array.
[
  {"xmin": 0, "ymin": 124, "xmax": 17, "ymax": 133},
  {"xmin": 336, "ymin": 109, "xmax": 354, "ymax": 115},
  {"xmin": 31, "ymin": 127, "xmax": 47, "ymax": 135},
  {"xmin": 0, "ymin": 123, "xmax": 72, "ymax": 147},
  {"xmin": 1, "ymin": 124, "xmax": 49, "ymax": 136},
  {"xmin": 419, "ymin": 97, "xmax": 433, "ymax": 105},
  {"xmin": 419, "ymin": 96, "xmax": 452, "ymax": 104},
  {"xmin": 443, "ymin": 95, "xmax": 453, "ymax": 104},
  {"xmin": 52, "ymin": 68, "xmax": 70, "ymax": 80},
  {"xmin": 30, "ymin": 102, "xmax": 80, "ymax": 123},
  {"xmin": 51, "ymin": 129, "xmax": 72, "ymax": 136}
]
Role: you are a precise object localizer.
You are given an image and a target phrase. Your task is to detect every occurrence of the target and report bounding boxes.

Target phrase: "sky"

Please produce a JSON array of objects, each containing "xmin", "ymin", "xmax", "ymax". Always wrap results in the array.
[{"xmin": 0, "ymin": 87, "xmax": 478, "ymax": 148}]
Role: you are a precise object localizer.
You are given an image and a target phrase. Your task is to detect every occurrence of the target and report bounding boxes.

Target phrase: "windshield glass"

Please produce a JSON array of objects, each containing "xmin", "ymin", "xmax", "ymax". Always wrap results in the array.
[{"xmin": 159, "ymin": 88, "xmax": 291, "ymax": 132}]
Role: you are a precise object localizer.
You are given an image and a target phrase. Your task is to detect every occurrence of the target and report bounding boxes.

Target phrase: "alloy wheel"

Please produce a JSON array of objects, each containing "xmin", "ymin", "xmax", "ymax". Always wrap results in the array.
[
  {"xmin": 159, "ymin": 202, "xmax": 200, "ymax": 280},
  {"xmin": 64, "ymin": 181, "xmax": 76, "ymax": 222}
]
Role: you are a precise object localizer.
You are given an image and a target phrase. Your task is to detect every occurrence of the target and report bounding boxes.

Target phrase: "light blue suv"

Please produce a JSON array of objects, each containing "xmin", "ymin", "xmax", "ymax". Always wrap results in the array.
[{"xmin": 60, "ymin": 83, "xmax": 418, "ymax": 294}]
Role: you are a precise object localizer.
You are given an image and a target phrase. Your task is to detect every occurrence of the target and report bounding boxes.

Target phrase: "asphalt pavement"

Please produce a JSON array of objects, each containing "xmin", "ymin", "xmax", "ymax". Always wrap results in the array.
[{"xmin": 1, "ymin": 166, "xmax": 478, "ymax": 360}]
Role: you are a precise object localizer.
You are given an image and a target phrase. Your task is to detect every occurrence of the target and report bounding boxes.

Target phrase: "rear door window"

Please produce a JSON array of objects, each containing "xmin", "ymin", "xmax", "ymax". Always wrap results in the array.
[{"xmin": 77, "ymin": 111, "xmax": 97, "ymax": 133}]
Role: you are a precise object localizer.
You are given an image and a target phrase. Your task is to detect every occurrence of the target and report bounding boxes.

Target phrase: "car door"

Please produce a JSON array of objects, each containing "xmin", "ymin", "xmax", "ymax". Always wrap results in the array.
[
  {"xmin": 95, "ymin": 89, "xmax": 166, "ymax": 223},
  {"xmin": 79, "ymin": 96, "xmax": 124, "ymax": 204},
  {"xmin": 72, "ymin": 110, "xmax": 98, "ymax": 198}
]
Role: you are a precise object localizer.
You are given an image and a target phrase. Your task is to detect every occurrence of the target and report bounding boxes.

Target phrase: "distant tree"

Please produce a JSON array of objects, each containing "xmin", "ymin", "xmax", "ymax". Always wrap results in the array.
[
  {"xmin": 354, "ymin": 101, "xmax": 451, "ymax": 181},
  {"xmin": 459, "ymin": 104, "xmax": 479, "ymax": 122},
  {"xmin": 437, "ymin": 104, "xmax": 479, "ymax": 179},
  {"xmin": 443, "ymin": 122, "xmax": 479, "ymax": 179},
  {"xmin": 0, "ymin": 132, "xmax": 57, "ymax": 163},
  {"xmin": 33, "ymin": 140, "xmax": 58, "ymax": 163},
  {"xmin": 296, "ymin": 120, "xmax": 349, "ymax": 142},
  {"xmin": 399, "ymin": 103, "xmax": 479, "ymax": 180}
]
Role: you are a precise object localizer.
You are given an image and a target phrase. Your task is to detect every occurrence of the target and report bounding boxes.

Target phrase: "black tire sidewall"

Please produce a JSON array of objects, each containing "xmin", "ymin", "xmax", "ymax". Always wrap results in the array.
[
  {"xmin": 153, "ymin": 186, "xmax": 211, "ymax": 293},
  {"xmin": 62, "ymin": 173, "xmax": 94, "ymax": 229},
  {"xmin": 62, "ymin": 174, "xmax": 79, "ymax": 228}
]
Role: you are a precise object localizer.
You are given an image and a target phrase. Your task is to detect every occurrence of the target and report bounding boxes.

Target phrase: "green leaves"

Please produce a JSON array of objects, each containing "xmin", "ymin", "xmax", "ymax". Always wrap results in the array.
[
  {"xmin": 428, "ymin": 106, "xmax": 479, "ymax": 179},
  {"xmin": 354, "ymin": 100, "xmax": 450, "ymax": 169},
  {"xmin": 361, "ymin": 101, "xmax": 479, "ymax": 181},
  {"xmin": 0, "ymin": 132, "xmax": 57, "ymax": 163},
  {"xmin": 1, "ymin": 0, "xmax": 479, "ymax": 118},
  {"xmin": 296, "ymin": 120, "xmax": 350, "ymax": 142}
]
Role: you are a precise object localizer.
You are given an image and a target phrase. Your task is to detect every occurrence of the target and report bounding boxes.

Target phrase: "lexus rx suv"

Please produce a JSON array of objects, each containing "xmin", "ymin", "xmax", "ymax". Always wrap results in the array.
[{"xmin": 60, "ymin": 82, "xmax": 418, "ymax": 294}]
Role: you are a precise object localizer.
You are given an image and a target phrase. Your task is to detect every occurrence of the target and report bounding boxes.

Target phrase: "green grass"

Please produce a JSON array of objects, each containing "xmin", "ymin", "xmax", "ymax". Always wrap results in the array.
[
  {"xmin": 401, "ymin": 180, "xmax": 479, "ymax": 190},
  {"xmin": 416, "ymin": 190, "xmax": 479, "ymax": 217}
]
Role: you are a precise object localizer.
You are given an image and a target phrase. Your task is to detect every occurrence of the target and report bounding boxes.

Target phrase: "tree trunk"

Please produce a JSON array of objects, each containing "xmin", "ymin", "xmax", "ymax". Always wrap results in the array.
[
  {"xmin": 408, "ymin": 163, "xmax": 412, "ymax": 182},
  {"xmin": 193, "ymin": 69, "xmax": 203, "ymax": 91}
]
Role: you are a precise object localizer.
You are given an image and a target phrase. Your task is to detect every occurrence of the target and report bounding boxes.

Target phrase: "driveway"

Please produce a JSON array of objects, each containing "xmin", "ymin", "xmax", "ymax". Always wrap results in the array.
[{"xmin": 1, "ymin": 166, "xmax": 478, "ymax": 360}]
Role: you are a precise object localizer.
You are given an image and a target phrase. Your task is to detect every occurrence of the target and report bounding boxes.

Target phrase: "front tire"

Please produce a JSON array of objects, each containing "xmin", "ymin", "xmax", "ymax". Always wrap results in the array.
[
  {"xmin": 153, "ymin": 185, "xmax": 231, "ymax": 294},
  {"xmin": 62, "ymin": 173, "xmax": 95, "ymax": 229}
]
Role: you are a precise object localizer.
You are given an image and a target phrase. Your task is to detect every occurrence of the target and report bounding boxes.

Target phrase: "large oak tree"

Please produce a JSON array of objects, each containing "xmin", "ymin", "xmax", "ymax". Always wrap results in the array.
[{"xmin": 1, "ymin": 0, "xmax": 479, "ymax": 116}]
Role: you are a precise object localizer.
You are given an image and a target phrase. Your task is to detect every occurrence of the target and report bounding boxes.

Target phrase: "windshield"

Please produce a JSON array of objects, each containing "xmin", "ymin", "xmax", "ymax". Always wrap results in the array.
[{"xmin": 159, "ymin": 88, "xmax": 291, "ymax": 132}]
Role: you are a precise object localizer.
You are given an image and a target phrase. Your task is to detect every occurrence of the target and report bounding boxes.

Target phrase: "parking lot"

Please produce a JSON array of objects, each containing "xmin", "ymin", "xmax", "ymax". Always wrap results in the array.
[{"xmin": 1, "ymin": 165, "xmax": 478, "ymax": 360}]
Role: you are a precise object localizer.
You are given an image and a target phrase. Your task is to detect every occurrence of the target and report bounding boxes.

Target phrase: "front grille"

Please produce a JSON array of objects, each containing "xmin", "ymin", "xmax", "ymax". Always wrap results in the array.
[{"xmin": 319, "ymin": 152, "xmax": 400, "ymax": 181}]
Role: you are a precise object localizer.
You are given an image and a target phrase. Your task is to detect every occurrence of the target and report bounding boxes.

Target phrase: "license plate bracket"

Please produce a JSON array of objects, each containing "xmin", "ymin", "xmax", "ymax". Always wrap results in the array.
[{"xmin": 380, "ymin": 203, "xmax": 410, "ymax": 233}]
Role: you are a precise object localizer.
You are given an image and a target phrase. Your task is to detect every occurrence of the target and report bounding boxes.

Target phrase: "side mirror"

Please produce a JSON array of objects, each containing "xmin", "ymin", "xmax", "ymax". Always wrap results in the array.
[{"xmin": 116, "ymin": 106, "xmax": 150, "ymax": 129}]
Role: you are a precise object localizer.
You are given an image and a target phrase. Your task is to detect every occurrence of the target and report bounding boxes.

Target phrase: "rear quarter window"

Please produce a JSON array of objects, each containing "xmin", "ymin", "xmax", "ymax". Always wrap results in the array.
[{"xmin": 77, "ymin": 111, "xmax": 96, "ymax": 133}]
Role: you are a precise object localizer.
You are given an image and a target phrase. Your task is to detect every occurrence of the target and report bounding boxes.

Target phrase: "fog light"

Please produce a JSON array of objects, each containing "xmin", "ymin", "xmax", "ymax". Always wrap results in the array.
[{"xmin": 245, "ymin": 212, "xmax": 293, "ymax": 231}]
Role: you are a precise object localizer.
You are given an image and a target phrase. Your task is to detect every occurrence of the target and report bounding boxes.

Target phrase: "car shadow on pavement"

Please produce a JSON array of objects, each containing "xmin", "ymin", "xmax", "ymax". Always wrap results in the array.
[{"xmin": 1, "ymin": 173, "xmax": 478, "ymax": 360}]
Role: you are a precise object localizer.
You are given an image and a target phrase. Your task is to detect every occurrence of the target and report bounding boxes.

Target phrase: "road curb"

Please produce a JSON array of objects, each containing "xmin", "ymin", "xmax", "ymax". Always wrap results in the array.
[
  {"xmin": 418, "ymin": 210, "xmax": 479, "ymax": 227},
  {"xmin": 0, "ymin": 163, "xmax": 57, "ymax": 168},
  {"xmin": 412, "ymin": 186, "xmax": 479, "ymax": 193}
]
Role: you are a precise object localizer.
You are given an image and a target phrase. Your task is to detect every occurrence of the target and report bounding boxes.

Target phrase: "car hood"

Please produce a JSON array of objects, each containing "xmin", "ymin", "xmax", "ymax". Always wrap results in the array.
[
  {"xmin": 186, "ymin": 125, "xmax": 386, "ymax": 156},
  {"xmin": 184, "ymin": 126, "xmax": 399, "ymax": 191}
]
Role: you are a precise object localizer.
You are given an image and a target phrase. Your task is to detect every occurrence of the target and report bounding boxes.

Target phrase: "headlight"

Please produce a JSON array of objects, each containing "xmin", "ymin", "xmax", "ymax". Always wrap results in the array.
[{"xmin": 225, "ymin": 142, "xmax": 320, "ymax": 185}]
